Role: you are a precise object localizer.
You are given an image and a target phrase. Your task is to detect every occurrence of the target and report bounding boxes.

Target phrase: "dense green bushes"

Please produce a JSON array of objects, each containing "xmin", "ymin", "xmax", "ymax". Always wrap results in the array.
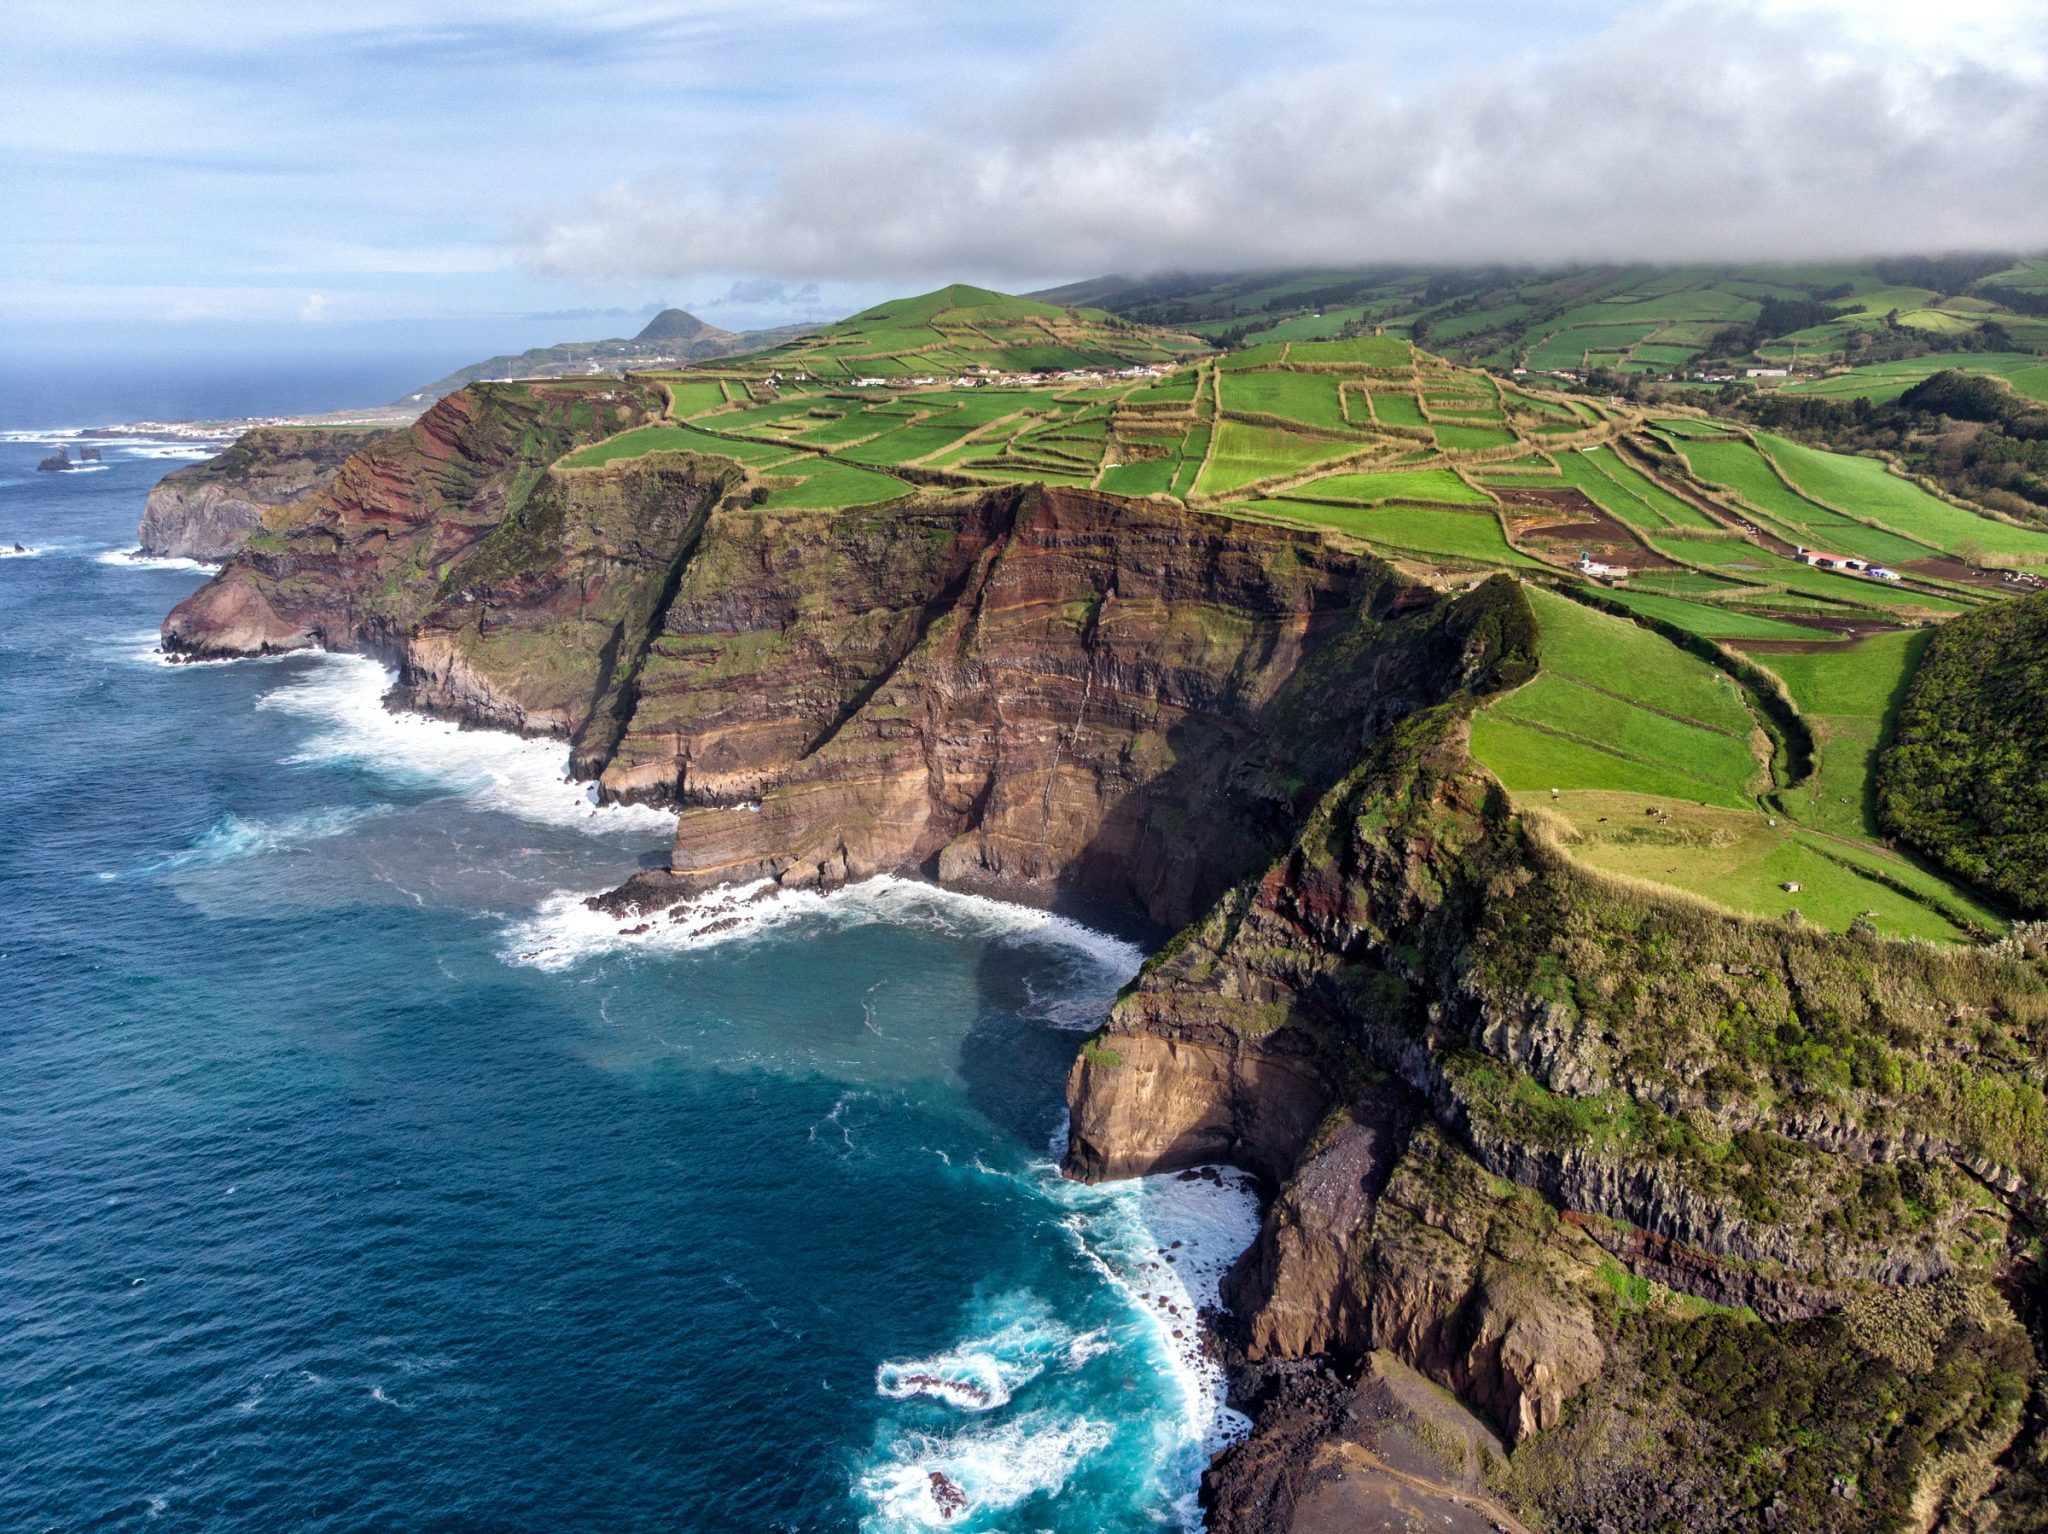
[{"xmin": 1880, "ymin": 591, "xmax": 2048, "ymax": 914}]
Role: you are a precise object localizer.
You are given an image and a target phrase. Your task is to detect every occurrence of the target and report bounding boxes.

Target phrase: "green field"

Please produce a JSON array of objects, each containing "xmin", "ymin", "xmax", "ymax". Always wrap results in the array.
[
  {"xmin": 1277, "ymin": 467, "xmax": 1493, "ymax": 507},
  {"xmin": 1247, "ymin": 500, "xmax": 1532, "ymax": 566},
  {"xmin": 1220, "ymin": 370, "xmax": 1352, "ymax": 431},
  {"xmin": 840, "ymin": 422, "xmax": 982, "ymax": 466},
  {"xmin": 1287, "ymin": 336, "xmax": 1411, "ymax": 367},
  {"xmin": 1782, "ymin": 353, "xmax": 2048, "ymax": 405},
  {"xmin": 1543, "ymin": 794, "xmax": 1982, "ymax": 941},
  {"xmin": 1677, "ymin": 438, "xmax": 1929, "ymax": 565},
  {"xmin": 1433, "ymin": 423, "xmax": 1518, "ymax": 453},
  {"xmin": 1649, "ymin": 417, "xmax": 1738, "ymax": 439},
  {"xmin": 560, "ymin": 422, "xmax": 795, "ymax": 469},
  {"xmin": 1556, "ymin": 448, "xmax": 1718, "ymax": 532},
  {"xmin": 757, "ymin": 461, "xmax": 907, "ymax": 509},
  {"xmin": 1096, "ymin": 455, "xmax": 1180, "ymax": 496},
  {"xmin": 1468, "ymin": 588, "xmax": 1992, "ymax": 936},
  {"xmin": 1369, "ymin": 390, "xmax": 1428, "ymax": 428},
  {"xmin": 1472, "ymin": 587, "xmax": 1764, "ymax": 813},
  {"xmin": 1757, "ymin": 631, "xmax": 1930, "ymax": 842},
  {"xmin": 1194, "ymin": 420, "xmax": 1362, "ymax": 496},
  {"xmin": 1760, "ymin": 434, "xmax": 2048, "ymax": 562},
  {"xmin": 1593, "ymin": 586, "xmax": 1837, "ymax": 641},
  {"xmin": 668, "ymin": 379, "xmax": 730, "ymax": 418}
]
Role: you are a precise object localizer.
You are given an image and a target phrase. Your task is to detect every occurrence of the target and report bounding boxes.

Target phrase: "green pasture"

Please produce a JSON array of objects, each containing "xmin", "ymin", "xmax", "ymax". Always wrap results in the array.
[
  {"xmin": 1194, "ymin": 421, "xmax": 1362, "ymax": 496},
  {"xmin": 1781, "ymin": 354, "xmax": 2048, "ymax": 405},
  {"xmin": 1434, "ymin": 423, "xmax": 1518, "ymax": 453},
  {"xmin": 667, "ymin": 380, "xmax": 729, "ymax": 418},
  {"xmin": 1676, "ymin": 439, "xmax": 1927, "ymax": 565},
  {"xmin": 1221, "ymin": 370, "xmax": 1352, "ymax": 431},
  {"xmin": 1555, "ymin": 448, "xmax": 1717, "ymax": 532},
  {"xmin": 1760, "ymin": 434, "xmax": 2048, "ymax": 562},
  {"xmin": 1287, "ymin": 336, "xmax": 1411, "ymax": 367},
  {"xmin": 559, "ymin": 422, "xmax": 794, "ymax": 469},
  {"xmin": 1370, "ymin": 390, "xmax": 1428, "ymax": 428},
  {"xmin": 1593, "ymin": 587, "xmax": 1834, "ymax": 642},
  {"xmin": 1241, "ymin": 500, "xmax": 1531, "ymax": 566},
  {"xmin": 757, "ymin": 461, "xmax": 908, "ymax": 509},
  {"xmin": 1277, "ymin": 467, "xmax": 1493, "ymax": 507}
]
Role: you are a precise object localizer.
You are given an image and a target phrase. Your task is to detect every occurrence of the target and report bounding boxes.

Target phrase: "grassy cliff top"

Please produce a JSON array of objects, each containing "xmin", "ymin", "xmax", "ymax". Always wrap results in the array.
[{"xmin": 524, "ymin": 290, "xmax": 2048, "ymax": 941}]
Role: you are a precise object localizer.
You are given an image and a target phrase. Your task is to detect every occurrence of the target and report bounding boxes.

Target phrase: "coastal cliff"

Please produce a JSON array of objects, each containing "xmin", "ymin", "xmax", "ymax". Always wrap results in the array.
[
  {"xmin": 139, "ymin": 425, "xmax": 395, "ymax": 560},
  {"xmin": 1071, "ymin": 702, "xmax": 2045, "ymax": 1530},
  {"xmin": 158, "ymin": 381, "xmax": 2047, "ymax": 1532}
]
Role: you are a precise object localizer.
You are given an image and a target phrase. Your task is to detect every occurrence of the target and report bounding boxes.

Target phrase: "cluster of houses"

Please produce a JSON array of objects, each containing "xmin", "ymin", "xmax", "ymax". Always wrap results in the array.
[
  {"xmin": 843, "ymin": 362, "xmax": 1173, "ymax": 392},
  {"xmin": 1792, "ymin": 546, "xmax": 1903, "ymax": 581}
]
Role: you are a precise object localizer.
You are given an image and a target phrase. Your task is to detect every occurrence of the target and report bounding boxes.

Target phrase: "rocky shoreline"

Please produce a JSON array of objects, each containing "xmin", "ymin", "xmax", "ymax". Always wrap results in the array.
[{"xmin": 150, "ymin": 383, "xmax": 2048, "ymax": 1531}]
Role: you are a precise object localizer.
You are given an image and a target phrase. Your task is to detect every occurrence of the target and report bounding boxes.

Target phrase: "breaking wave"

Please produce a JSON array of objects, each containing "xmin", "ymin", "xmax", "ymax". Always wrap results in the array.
[
  {"xmin": 499, "ymin": 873, "xmax": 1145, "ymax": 980},
  {"xmin": 856, "ymin": 1411, "xmax": 1115, "ymax": 1531},
  {"xmin": 256, "ymin": 652, "xmax": 676, "ymax": 837},
  {"xmin": 96, "ymin": 547, "xmax": 217, "ymax": 573},
  {"xmin": 874, "ymin": 1294, "xmax": 1101, "ymax": 1414},
  {"xmin": 131, "ymin": 806, "xmax": 396, "ymax": 876}
]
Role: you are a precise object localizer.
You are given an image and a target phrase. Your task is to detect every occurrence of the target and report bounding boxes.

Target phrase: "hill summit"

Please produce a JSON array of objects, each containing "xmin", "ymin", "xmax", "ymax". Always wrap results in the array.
[
  {"xmin": 724, "ymin": 284, "xmax": 1205, "ymax": 380},
  {"xmin": 634, "ymin": 308, "xmax": 729, "ymax": 345}
]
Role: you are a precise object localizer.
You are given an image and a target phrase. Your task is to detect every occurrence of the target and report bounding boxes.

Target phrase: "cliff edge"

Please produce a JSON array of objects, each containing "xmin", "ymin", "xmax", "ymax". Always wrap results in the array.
[{"xmin": 139, "ymin": 425, "xmax": 397, "ymax": 561}]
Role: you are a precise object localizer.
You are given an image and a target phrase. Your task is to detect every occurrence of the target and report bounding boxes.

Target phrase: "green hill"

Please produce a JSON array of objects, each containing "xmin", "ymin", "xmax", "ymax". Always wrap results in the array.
[
  {"xmin": 400, "ymin": 312, "xmax": 815, "ymax": 404},
  {"xmin": 721, "ymin": 283, "xmax": 1207, "ymax": 380},
  {"xmin": 1041, "ymin": 259, "xmax": 2048, "ymax": 390}
]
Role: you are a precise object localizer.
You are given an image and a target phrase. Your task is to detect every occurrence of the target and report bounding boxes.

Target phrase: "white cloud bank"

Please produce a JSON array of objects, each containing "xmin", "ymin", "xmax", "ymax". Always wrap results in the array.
[{"xmin": 522, "ymin": 0, "xmax": 2048, "ymax": 285}]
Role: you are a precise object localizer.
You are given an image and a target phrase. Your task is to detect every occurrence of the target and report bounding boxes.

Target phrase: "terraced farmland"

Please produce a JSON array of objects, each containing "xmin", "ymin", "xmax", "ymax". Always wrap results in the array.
[{"xmin": 547, "ymin": 282, "xmax": 2048, "ymax": 938}]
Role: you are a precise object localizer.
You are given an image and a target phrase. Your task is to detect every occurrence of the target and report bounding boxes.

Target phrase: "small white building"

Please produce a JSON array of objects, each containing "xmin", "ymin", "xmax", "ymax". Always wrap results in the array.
[{"xmin": 1576, "ymin": 552, "xmax": 1630, "ymax": 581}]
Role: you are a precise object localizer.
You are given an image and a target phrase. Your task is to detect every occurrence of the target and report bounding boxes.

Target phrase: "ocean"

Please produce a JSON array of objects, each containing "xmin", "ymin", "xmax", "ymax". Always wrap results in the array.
[{"xmin": 0, "ymin": 392, "xmax": 1257, "ymax": 1531}]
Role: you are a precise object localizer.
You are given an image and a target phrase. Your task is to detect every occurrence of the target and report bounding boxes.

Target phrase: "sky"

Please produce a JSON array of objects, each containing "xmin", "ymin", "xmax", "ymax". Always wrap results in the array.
[{"xmin": 3, "ymin": 0, "xmax": 2046, "ymax": 365}]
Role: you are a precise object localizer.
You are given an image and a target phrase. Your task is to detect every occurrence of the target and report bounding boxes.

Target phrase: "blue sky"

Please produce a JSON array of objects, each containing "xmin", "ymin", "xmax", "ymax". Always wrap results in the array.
[{"xmin": 3, "ymin": 0, "xmax": 2044, "ymax": 363}]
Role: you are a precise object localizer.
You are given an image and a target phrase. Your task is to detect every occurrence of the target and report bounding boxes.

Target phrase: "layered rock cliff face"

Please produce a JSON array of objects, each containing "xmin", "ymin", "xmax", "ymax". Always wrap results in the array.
[
  {"xmin": 598, "ymin": 488, "xmax": 1536, "ymax": 931},
  {"xmin": 139, "ymin": 426, "xmax": 396, "ymax": 560},
  {"xmin": 161, "ymin": 382, "xmax": 686, "ymax": 743},
  {"xmin": 159, "ymin": 385, "xmax": 2047, "ymax": 1532},
  {"xmin": 1070, "ymin": 700, "xmax": 2046, "ymax": 1530}
]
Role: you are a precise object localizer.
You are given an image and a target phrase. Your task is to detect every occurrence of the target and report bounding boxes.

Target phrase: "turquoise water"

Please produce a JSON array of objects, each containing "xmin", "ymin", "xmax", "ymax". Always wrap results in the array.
[{"xmin": 0, "ymin": 420, "xmax": 1258, "ymax": 1530}]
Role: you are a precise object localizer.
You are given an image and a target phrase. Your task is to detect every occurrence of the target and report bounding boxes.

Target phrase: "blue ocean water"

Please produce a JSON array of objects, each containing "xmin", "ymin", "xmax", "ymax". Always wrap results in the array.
[{"xmin": 0, "ymin": 409, "xmax": 1258, "ymax": 1531}]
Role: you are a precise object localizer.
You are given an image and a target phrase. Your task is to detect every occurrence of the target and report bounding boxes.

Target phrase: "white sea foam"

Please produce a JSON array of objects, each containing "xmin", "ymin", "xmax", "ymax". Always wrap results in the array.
[
  {"xmin": 856, "ymin": 1410, "xmax": 1114, "ymax": 1530},
  {"xmin": 0, "ymin": 428, "xmax": 225, "ymax": 453},
  {"xmin": 500, "ymin": 872, "xmax": 1146, "ymax": 979},
  {"xmin": 133, "ymin": 805, "xmax": 395, "ymax": 877},
  {"xmin": 874, "ymin": 1295, "xmax": 1087, "ymax": 1415},
  {"xmin": 0, "ymin": 427, "xmax": 92, "ymax": 444},
  {"xmin": 256, "ymin": 652, "xmax": 676, "ymax": 837},
  {"xmin": 865, "ymin": 1157, "xmax": 1262, "ymax": 1532},
  {"xmin": 0, "ymin": 543, "xmax": 43, "ymax": 559},
  {"xmin": 96, "ymin": 547, "xmax": 216, "ymax": 573},
  {"xmin": 1045, "ymin": 1160, "xmax": 1264, "ymax": 1529},
  {"xmin": 118, "ymin": 444, "xmax": 219, "ymax": 460}
]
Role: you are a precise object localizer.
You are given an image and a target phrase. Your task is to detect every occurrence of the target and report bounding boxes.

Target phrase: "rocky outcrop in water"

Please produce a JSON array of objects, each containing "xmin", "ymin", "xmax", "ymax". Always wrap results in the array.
[{"xmin": 139, "ymin": 426, "xmax": 396, "ymax": 561}]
